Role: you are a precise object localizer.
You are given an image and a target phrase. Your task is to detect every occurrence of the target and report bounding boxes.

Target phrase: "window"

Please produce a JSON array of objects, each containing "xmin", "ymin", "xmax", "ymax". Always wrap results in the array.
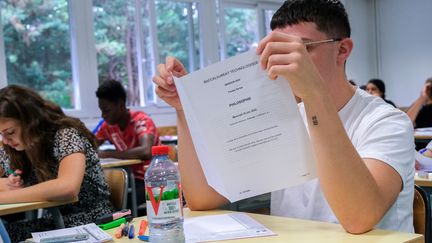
[
  {"xmin": 1, "ymin": 0, "xmax": 73, "ymax": 108},
  {"xmin": 0, "ymin": 0, "xmax": 283, "ymax": 119},
  {"xmin": 155, "ymin": 0, "xmax": 200, "ymax": 73},
  {"xmin": 221, "ymin": 3, "xmax": 259, "ymax": 58},
  {"xmin": 263, "ymin": 9, "xmax": 275, "ymax": 34},
  {"xmin": 92, "ymin": 0, "xmax": 142, "ymax": 106}
]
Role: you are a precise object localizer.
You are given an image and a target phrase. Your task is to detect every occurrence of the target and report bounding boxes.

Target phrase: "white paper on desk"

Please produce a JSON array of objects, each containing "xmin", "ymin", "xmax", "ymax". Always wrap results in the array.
[
  {"xmin": 174, "ymin": 50, "xmax": 316, "ymax": 202},
  {"xmin": 415, "ymin": 127, "xmax": 432, "ymax": 137},
  {"xmin": 31, "ymin": 223, "xmax": 112, "ymax": 243},
  {"xmin": 184, "ymin": 213, "xmax": 276, "ymax": 242}
]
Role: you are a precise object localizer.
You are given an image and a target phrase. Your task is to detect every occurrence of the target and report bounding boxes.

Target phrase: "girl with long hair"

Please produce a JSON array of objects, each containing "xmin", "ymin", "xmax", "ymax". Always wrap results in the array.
[{"xmin": 0, "ymin": 85, "xmax": 114, "ymax": 242}]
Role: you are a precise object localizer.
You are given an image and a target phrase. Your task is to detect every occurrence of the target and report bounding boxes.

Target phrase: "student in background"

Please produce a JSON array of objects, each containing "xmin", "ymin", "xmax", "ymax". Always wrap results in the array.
[
  {"xmin": 0, "ymin": 85, "xmax": 114, "ymax": 242},
  {"xmin": 406, "ymin": 77, "xmax": 432, "ymax": 128},
  {"xmin": 366, "ymin": 78, "xmax": 397, "ymax": 107},
  {"xmin": 153, "ymin": 0, "xmax": 414, "ymax": 233},
  {"xmin": 95, "ymin": 79, "xmax": 159, "ymax": 214}
]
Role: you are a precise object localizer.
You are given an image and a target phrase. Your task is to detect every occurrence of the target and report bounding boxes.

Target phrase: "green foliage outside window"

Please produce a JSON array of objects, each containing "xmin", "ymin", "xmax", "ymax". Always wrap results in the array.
[
  {"xmin": 224, "ymin": 8, "xmax": 258, "ymax": 57},
  {"xmin": 1, "ymin": 0, "xmax": 73, "ymax": 108}
]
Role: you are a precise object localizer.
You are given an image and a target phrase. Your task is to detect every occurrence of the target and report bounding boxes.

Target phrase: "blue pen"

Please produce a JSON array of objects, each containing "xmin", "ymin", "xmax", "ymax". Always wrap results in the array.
[
  {"xmin": 122, "ymin": 222, "xmax": 129, "ymax": 236},
  {"xmin": 138, "ymin": 235, "xmax": 149, "ymax": 241},
  {"xmin": 92, "ymin": 118, "xmax": 104, "ymax": 134},
  {"xmin": 128, "ymin": 224, "xmax": 135, "ymax": 239}
]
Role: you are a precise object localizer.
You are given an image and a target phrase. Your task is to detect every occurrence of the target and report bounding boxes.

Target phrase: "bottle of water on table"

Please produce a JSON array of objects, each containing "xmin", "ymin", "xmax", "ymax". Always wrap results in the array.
[{"xmin": 145, "ymin": 145, "xmax": 185, "ymax": 243}]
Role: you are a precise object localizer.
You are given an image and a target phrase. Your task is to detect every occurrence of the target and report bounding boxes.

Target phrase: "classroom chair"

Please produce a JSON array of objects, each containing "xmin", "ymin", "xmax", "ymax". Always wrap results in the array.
[
  {"xmin": 156, "ymin": 125, "xmax": 177, "ymax": 137},
  {"xmin": 104, "ymin": 168, "xmax": 129, "ymax": 211},
  {"xmin": 156, "ymin": 125, "xmax": 178, "ymax": 161},
  {"xmin": 0, "ymin": 219, "xmax": 11, "ymax": 243},
  {"xmin": 413, "ymin": 185, "xmax": 431, "ymax": 243}
]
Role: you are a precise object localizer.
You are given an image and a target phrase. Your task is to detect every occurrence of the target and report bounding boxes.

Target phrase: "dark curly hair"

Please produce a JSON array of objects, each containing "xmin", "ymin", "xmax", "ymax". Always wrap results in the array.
[
  {"xmin": 271, "ymin": 0, "xmax": 351, "ymax": 39},
  {"xmin": 0, "ymin": 85, "xmax": 96, "ymax": 182},
  {"xmin": 95, "ymin": 79, "xmax": 127, "ymax": 103}
]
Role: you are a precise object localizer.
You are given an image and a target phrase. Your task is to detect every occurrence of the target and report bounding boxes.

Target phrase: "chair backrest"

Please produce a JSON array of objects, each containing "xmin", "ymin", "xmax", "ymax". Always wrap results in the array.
[
  {"xmin": 413, "ymin": 185, "xmax": 431, "ymax": 243},
  {"xmin": 104, "ymin": 168, "xmax": 128, "ymax": 211},
  {"xmin": 156, "ymin": 126, "xmax": 178, "ymax": 161},
  {"xmin": 157, "ymin": 126, "xmax": 177, "ymax": 136}
]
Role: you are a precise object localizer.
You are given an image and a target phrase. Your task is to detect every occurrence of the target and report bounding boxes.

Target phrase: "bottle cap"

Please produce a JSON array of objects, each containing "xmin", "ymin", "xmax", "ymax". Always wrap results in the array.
[{"xmin": 152, "ymin": 145, "xmax": 170, "ymax": 155}]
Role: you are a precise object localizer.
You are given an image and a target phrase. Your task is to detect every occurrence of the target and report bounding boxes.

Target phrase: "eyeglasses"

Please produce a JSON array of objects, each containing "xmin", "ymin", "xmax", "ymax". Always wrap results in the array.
[{"xmin": 304, "ymin": 38, "xmax": 342, "ymax": 51}]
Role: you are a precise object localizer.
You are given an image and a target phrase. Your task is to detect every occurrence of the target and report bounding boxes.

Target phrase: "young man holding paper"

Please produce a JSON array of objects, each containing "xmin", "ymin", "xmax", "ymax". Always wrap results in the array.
[{"xmin": 153, "ymin": 0, "xmax": 414, "ymax": 234}]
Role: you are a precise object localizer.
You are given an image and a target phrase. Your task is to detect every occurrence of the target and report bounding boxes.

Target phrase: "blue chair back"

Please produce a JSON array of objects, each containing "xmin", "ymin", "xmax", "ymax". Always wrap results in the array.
[{"xmin": 0, "ymin": 219, "xmax": 11, "ymax": 243}]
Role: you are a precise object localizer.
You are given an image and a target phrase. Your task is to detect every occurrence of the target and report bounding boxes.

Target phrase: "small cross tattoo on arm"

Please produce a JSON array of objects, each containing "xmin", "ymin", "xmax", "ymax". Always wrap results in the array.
[{"xmin": 312, "ymin": 115, "xmax": 318, "ymax": 126}]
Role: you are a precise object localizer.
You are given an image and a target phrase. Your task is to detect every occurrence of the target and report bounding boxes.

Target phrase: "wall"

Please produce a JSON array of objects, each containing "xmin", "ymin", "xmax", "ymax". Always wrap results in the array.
[
  {"xmin": 344, "ymin": 0, "xmax": 377, "ymax": 86},
  {"xmin": 376, "ymin": 0, "xmax": 432, "ymax": 107}
]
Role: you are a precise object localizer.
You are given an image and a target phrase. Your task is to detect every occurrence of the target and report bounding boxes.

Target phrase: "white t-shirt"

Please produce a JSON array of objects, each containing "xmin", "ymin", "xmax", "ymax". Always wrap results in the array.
[{"xmin": 271, "ymin": 88, "xmax": 415, "ymax": 232}]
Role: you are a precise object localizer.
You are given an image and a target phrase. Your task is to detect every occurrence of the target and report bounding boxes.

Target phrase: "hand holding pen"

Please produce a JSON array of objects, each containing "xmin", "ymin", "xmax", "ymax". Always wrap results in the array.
[{"xmin": 6, "ymin": 169, "xmax": 23, "ymax": 190}]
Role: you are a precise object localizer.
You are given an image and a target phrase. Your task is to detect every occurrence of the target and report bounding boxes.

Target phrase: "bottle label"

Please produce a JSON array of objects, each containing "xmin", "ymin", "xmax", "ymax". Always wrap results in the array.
[
  {"xmin": 146, "ymin": 182, "xmax": 183, "ymax": 222},
  {"xmin": 146, "ymin": 198, "xmax": 182, "ymax": 222}
]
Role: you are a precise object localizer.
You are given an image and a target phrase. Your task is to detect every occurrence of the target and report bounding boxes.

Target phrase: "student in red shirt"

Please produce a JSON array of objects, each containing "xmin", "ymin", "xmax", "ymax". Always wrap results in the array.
[{"xmin": 95, "ymin": 79, "xmax": 159, "ymax": 213}]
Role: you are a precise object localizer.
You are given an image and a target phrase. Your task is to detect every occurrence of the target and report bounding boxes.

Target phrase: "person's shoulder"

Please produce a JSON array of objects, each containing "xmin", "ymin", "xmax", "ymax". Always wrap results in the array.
[
  {"xmin": 354, "ymin": 89, "xmax": 410, "ymax": 124},
  {"xmin": 55, "ymin": 127, "xmax": 82, "ymax": 140},
  {"xmin": 385, "ymin": 99, "xmax": 396, "ymax": 108},
  {"xmin": 130, "ymin": 110, "xmax": 153, "ymax": 121}
]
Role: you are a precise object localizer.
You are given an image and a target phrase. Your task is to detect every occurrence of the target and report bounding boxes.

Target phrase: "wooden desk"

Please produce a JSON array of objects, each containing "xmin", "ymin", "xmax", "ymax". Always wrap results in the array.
[
  {"xmin": 414, "ymin": 129, "xmax": 432, "ymax": 149},
  {"xmin": 415, "ymin": 172, "xmax": 432, "ymax": 188},
  {"xmin": 100, "ymin": 158, "xmax": 142, "ymax": 217},
  {"xmin": 100, "ymin": 158, "xmax": 141, "ymax": 169},
  {"xmin": 0, "ymin": 199, "xmax": 77, "ymax": 228},
  {"xmin": 105, "ymin": 210, "xmax": 423, "ymax": 243}
]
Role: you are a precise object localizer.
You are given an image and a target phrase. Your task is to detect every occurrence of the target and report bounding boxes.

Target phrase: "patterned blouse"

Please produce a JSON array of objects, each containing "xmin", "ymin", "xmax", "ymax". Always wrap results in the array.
[{"xmin": 0, "ymin": 127, "xmax": 115, "ymax": 227}]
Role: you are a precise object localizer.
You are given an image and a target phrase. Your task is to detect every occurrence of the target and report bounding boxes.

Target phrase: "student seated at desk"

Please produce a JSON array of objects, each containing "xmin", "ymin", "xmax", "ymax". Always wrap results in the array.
[
  {"xmin": 153, "ymin": 0, "xmax": 415, "ymax": 234},
  {"xmin": 406, "ymin": 77, "xmax": 432, "ymax": 128},
  {"xmin": 0, "ymin": 85, "xmax": 115, "ymax": 242},
  {"xmin": 95, "ymin": 79, "xmax": 159, "ymax": 214},
  {"xmin": 365, "ymin": 79, "xmax": 397, "ymax": 108}
]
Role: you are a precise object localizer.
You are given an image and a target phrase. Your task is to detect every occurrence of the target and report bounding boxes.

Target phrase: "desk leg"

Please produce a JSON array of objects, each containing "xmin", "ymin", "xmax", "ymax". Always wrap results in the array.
[
  {"xmin": 124, "ymin": 167, "xmax": 138, "ymax": 217},
  {"xmin": 48, "ymin": 208, "xmax": 65, "ymax": 228}
]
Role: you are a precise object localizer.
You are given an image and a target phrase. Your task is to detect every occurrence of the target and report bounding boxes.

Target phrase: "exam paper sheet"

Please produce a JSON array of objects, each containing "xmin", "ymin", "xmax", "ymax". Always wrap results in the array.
[
  {"xmin": 184, "ymin": 213, "xmax": 276, "ymax": 242},
  {"xmin": 31, "ymin": 223, "xmax": 112, "ymax": 243},
  {"xmin": 174, "ymin": 50, "xmax": 316, "ymax": 202}
]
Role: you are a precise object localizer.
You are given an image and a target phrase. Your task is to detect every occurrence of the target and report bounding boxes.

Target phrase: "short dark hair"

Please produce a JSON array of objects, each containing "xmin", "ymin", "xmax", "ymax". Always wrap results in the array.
[
  {"xmin": 270, "ymin": 0, "xmax": 351, "ymax": 38},
  {"xmin": 96, "ymin": 79, "xmax": 127, "ymax": 103}
]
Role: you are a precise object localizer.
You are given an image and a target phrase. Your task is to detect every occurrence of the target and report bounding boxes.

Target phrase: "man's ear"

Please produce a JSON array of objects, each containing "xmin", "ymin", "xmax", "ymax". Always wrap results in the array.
[{"xmin": 337, "ymin": 38, "xmax": 353, "ymax": 66}]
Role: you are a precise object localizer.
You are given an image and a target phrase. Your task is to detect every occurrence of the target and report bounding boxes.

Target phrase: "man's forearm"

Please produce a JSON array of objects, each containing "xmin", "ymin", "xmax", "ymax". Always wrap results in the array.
[{"xmin": 303, "ymin": 91, "xmax": 397, "ymax": 233}]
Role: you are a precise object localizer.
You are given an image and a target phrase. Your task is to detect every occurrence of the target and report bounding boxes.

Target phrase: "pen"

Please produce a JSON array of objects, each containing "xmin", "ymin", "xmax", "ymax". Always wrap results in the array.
[
  {"xmin": 128, "ymin": 224, "xmax": 135, "ymax": 239},
  {"xmin": 40, "ymin": 233, "xmax": 89, "ymax": 243},
  {"xmin": 83, "ymin": 226, "xmax": 99, "ymax": 241},
  {"xmin": 138, "ymin": 219, "xmax": 147, "ymax": 236},
  {"xmin": 138, "ymin": 235, "xmax": 149, "ymax": 242},
  {"xmin": 122, "ymin": 222, "xmax": 129, "ymax": 236},
  {"xmin": 114, "ymin": 223, "xmax": 125, "ymax": 239}
]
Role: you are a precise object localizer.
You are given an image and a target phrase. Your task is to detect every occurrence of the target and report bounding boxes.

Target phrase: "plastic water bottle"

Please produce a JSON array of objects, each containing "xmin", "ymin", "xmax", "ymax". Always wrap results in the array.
[{"xmin": 145, "ymin": 145, "xmax": 185, "ymax": 243}]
